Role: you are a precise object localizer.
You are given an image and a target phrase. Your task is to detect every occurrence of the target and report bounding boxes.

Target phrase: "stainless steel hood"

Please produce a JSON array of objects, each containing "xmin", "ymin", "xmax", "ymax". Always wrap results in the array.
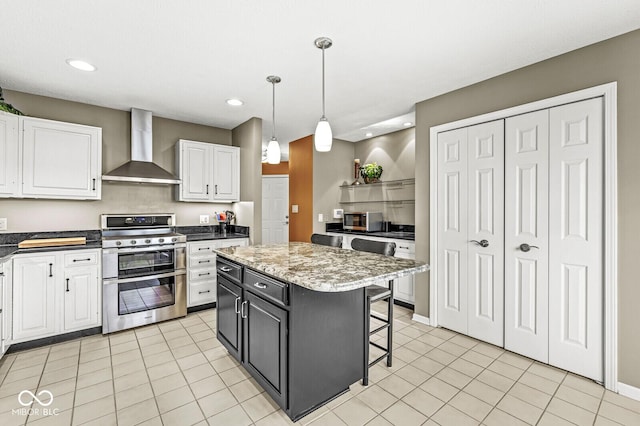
[{"xmin": 102, "ymin": 108, "xmax": 181, "ymax": 184}]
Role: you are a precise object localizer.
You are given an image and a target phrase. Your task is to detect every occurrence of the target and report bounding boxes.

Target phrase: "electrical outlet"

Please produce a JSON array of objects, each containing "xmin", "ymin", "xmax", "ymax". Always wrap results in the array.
[
  {"xmin": 333, "ymin": 209, "xmax": 343, "ymax": 219},
  {"xmin": 0, "ymin": 218, "xmax": 6, "ymax": 231},
  {"xmin": 318, "ymin": 213, "xmax": 324, "ymax": 222},
  {"xmin": 199, "ymin": 215, "xmax": 209, "ymax": 224},
  {"xmin": 292, "ymin": 205, "xmax": 299, "ymax": 213}
]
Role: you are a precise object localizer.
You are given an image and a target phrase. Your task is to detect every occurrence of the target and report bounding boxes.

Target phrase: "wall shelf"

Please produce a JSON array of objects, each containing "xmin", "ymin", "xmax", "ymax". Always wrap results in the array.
[
  {"xmin": 339, "ymin": 178, "xmax": 415, "ymax": 207},
  {"xmin": 339, "ymin": 178, "xmax": 415, "ymax": 189}
]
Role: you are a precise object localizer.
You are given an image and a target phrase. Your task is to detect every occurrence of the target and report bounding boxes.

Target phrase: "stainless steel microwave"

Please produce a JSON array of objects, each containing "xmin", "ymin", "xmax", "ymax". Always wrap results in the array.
[{"xmin": 343, "ymin": 212, "xmax": 383, "ymax": 232}]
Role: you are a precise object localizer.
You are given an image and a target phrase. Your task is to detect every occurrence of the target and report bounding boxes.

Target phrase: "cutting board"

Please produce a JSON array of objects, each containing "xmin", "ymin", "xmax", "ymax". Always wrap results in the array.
[{"xmin": 18, "ymin": 237, "xmax": 87, "ymax": 249}]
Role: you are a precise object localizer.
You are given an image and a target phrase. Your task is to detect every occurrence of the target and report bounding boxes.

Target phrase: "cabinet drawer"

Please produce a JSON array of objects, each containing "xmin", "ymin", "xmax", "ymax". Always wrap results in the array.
[
  {"xmin": 189, "ymin": 255, "xmax": 216, "ymax": 269},
  {"xmin": 216, "ymin": 238, "xmax": 248, "ymax": 249},
  {"xmin": 189, "ymin": 242, "xmax": 216, "ymax": 255},
  {"xmin": 189, "ymin": 267, "xmax": 217, "ymax": 282},
  {"xmin": 64, "ymin": 251, "xmax": 99, "ymax": 267},
  {"xmin": 216, "ymin": 257, "xmax": 242, "ymax": 283},
  {"xmin": 244, "ymin": 269, "xmax": 288, "ymax": 307},
  {"xmin": 189, "ymin": 281, "xmax": 216, "ymax": 306}
]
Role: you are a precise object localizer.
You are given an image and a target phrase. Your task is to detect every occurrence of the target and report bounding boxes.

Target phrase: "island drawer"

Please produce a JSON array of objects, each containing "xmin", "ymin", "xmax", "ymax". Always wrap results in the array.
[
  {"xmin": 217, "ymin": 257, "xmax": 242, "ymax": 283},
  {"xmin": 244, "ymin": 269, "xmax": 288, "ymax": 307}
]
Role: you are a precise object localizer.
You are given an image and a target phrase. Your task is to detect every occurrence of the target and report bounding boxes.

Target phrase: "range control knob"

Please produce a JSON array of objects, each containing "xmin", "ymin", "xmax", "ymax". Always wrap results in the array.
[
  {"xmin": 159, "ymin": 238, "xmax": 165, "ymax": 243},
  {"xmin": 130, "ymin": 240, "xmax": 137, "ymax": 245},
  {"xmin": 145, "ymin": 239, "xmax": 151, "ymax": 244},
  {"xmin": 116, "ymin": 241, "xmax": 122, "ymax": 246},
  {"xmin": 172, "ymin": 237, "xmax": 177, "ymax": 242}
]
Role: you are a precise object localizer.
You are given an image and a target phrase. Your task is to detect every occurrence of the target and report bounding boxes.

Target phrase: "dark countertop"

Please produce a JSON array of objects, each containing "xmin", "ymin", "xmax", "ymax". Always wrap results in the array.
[
  {"xmin": 186, "ymin": 232, "xmax": 250, "ymax": 242},
  {"xmin": 0, "ymin": 229, "xmax": 103, "ymax": 262},
  {"xmin": 0, "ymin": 241, "xmax": 103, "ymax": 262},
  {"xmin": 176, "ymin": 225, "xmax": 250, "ymax": 242},
  {"xmin": 324, "ymin": 222, "xmax": 415, "ymax": 241}
]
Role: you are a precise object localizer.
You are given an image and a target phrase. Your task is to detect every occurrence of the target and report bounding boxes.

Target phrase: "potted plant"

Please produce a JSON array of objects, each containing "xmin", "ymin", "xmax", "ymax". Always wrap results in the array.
[{"xmin": 360, "ymin": 162, "xmax": 383, "ymax": 184}]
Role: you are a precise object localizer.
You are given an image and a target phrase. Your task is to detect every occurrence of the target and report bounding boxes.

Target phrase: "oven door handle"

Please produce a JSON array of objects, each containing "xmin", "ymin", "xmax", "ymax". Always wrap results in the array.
[
  {"xmin": 109, "ymin": 244, "xmax": 186, "ymax": 254},
  {"xmin": 104, "ymin": 270, "xmax": 185, "ymax": 285}
]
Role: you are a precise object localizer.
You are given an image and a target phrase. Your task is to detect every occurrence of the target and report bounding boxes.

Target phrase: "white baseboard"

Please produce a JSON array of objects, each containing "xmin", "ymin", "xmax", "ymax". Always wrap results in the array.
[
  {"xmin": 618, "ymin": 382, "xmax": 640, "ymax": 401},
  {"xmin": 411, "ymin": 313, "xmax": 431, "ymax": 326}
]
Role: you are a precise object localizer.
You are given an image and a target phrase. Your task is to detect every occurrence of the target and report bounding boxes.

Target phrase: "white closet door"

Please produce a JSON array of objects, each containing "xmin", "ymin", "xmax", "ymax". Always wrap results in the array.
[
  {"xmin": 466, "ymin": 121, "xmax": 505, "ymax": 346},
  {"xmin": 437, "ymin": 127, "xmax": 468, "ymax": 334},
  {"xmin": 548, "ymin": 98, "xmax": 603, "ymax": 382},
  {"xmin": 504, "ymin": 110, "xmax": 549, "ymax": 362}
]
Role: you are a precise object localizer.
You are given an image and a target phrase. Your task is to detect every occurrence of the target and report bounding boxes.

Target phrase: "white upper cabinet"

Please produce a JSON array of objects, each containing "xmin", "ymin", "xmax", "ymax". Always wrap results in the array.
[
  {"xmin": 0, "ymin": 112, "xmax": 102, "ymax": 200},
  {"xmin": 0, "ymin": 112, "xmax": 19, "ymax": 196},
  {"xmin": 212, "ymin": 145, "xmax": 239, "ymax": 201},
  {"xmin": 176, "ymin": 140, "xmax": 240, "ymax": 202}
]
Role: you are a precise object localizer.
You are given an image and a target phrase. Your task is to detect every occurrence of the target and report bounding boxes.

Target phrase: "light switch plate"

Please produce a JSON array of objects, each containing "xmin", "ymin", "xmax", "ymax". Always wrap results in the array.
[
  {"xmin": 0, "ymin": 218, "xmax": 6, "ymax": 231},
  {"xmin": 292, "ymin": 205, "xmax": 299, "ymax": 213},
  {"xmin": 318, "ymin": 213, "xmax": 324, "ymax": 222},
  {"xmin": 199, "ymin": 215, "xmax": 209, "ymax": 224}
]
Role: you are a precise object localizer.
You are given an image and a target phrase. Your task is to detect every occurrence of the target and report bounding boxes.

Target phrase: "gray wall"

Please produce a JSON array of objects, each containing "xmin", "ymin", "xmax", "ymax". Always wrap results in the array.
[
  {"xmin": 232, "ymin": 117, "xmax": 263, "ymax": 244},
  {"xmin": 414, "ymin": 29, "xmax": 640, "ymax": 387},
  {"xmin": 313, "ymin": 139, "xmax": 354, "ymax": 235},
  {"xmin": 0, "ymin": 90, "xmax": 248, "ymax": 232}
]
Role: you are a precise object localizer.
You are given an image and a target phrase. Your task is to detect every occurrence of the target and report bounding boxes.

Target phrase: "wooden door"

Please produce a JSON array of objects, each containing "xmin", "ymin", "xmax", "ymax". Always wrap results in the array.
[
  {"xmin": 0, "ymin": 112, "xmax": 18, "ymax": 197},
  {"xmin": 216, "ymin": 277, "xmax": 242, "ymax": 361},
  {"xmin": 466, "ymin": 121, "xmax": 505, "ymax": 346},
  {"xmin": 22, "ymin": 117, "xmax": 100, "ymax": 199},
  {"xmin": 213, "ymin": 145, "xmax": 239, "ymax": 201},
  {"xmin": 548, "ymin": 98, "xmax": 603, "ymax": 382},
  {"xmin": 64, "ymin": 266, "xmax": 100, "ymax": 332},
  {"xmin": 243, "ymin": 291, "xmax": 287, "ymax": 408},
  {"xmin": 179, "ymin": 141, "xmax": 212, "ymax": 201},
  {"xmin": 436, "ymin": 127, "xmax": 469, "ymax": 334},
  {"xmin": 262, "ymin": 176, "xmax": 289, "ymax": 244},
  {"xmin": 504, "ymin": 110, "xmax": 550, "ymax": 362},
  {"xmin": 13, "ymin": 255, "xmax": 57, "ymax": 341}
]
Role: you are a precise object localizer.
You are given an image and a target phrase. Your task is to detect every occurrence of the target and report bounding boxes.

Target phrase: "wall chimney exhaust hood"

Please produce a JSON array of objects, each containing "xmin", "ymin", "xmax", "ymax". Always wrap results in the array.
[{"xmin": 102, "ymin": 108, "xmax": 181, "ymax": 184}]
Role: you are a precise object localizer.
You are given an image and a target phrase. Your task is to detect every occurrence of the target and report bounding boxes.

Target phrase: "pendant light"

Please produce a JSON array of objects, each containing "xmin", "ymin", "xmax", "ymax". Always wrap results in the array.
[
  {"xmin": 314, "ymin": 37, "xmax": 333, "ymax": 152},
  {"xmin": 266, "ymin": 75, "xmax": 282, "ymax": 164}
]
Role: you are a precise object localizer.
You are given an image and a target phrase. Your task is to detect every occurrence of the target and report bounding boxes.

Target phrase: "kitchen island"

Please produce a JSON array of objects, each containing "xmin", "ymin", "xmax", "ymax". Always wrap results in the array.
[{"xmin": 214, "ymin": 242, "xmax": 428, "ymax": 421}]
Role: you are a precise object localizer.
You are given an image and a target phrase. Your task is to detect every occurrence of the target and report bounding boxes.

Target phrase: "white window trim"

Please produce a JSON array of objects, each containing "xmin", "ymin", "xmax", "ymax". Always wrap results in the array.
[{"xmin": 429, "ymin": 82, "xmax": 618, "ymax": 391}]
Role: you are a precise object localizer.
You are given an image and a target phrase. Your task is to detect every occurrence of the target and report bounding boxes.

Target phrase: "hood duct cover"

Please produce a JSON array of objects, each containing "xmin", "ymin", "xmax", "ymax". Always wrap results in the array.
[{"xmin": 102, "ymin": 108, "xmax": 181, "ymax": 184}]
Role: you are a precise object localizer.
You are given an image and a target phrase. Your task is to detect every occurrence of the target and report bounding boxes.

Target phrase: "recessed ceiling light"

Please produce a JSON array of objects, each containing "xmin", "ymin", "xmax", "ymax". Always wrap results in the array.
[
  {"xmin": 365, "ymin": 132, "xmax": 373, "ymax": 137},
  {"xmin": 403, "ymin": 122, "xmax": 413, "ymax": 127},
  {"xmin": 226, "ymin": 99, "xmax": 244, "ymax": 106},
  {"xmin": 66, "ymin": 59, "xmax": 96, "ymax": 72}
]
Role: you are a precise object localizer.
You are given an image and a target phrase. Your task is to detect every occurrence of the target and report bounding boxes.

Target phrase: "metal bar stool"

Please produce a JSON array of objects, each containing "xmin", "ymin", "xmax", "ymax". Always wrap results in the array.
[
  {"xmin": 310, "ymin": 233, "xmax": 343, "ymax": 248},
  {"xmin": 350, "ymin": 237, "xmax": 396, "ymax": 385}
]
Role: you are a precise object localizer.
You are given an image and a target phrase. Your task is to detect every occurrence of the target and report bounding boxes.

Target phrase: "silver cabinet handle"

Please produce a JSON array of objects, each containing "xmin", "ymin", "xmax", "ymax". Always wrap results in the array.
[
  {"xmin": 241, "ymin": 300, "xmax": 248, "ymax": 318},
  {"xmin": 234, "ymin": 297, "xmax": 240, "ymax": 314},
  {"xmin": 254, "ymin": 283, "xmax": 267, "ymax": 289},
  {"xmin": 470, "ymin": 239, "xmax": 489, "ymax": 248},
  {"xmin": 198, "ymin": 290, "xmax": 211, "ymax": 294},
  {"xmin": 219, "ymin": 266, "xmax": 232, "ymax": 272},
  {"xmin": 519, "ymin": 243, "xmax": 539, "ymax": 252}
]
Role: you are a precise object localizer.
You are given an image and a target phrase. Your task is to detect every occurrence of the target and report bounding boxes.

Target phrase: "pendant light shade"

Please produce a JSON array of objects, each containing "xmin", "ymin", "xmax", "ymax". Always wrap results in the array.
[
  {"xmin": 314, "ymin": 118, "xmax": 332, "ymax": 152},
  {"xmin": 314, "ymin": 37, "xmax": 333, "ymax": 152},
  {"xmin": 266, "ymin": 75, "xmax": 282, "ymax": 164}
]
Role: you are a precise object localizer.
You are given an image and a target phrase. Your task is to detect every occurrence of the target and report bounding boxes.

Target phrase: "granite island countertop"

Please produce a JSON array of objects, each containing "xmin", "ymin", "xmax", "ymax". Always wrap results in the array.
[{"xmin": 214, "ymin": 242, "xmax": 429, "ymax": 292}]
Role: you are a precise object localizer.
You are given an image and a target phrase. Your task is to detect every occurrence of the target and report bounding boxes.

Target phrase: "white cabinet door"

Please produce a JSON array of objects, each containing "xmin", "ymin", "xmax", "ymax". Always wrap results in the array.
[
  {"xmin": 0, "ymin": 112, "xmax": 19, "ymax": 197},
  {"xmin": 13, "ymin": 255, "xmax": 57, "ymax": 341},
  {"xmin": 548, "ymin": 98, "xmax": 603, "ymax": 382},
  {"xmin": 504, "ymin": 109, "xmax": 550, "ymax": 363},
  {"xmin": 178, "ymin": 140, "xmax": 212, "ymax": 201},
  {"xmin": 64, "ymin": 266, "xmax": 100, "ymax": 332},
  {"xmin": 262, "ymin": 176, "xmax": 289, "ymax": 244},
  {"xmin": 212, "ymin": 145, "xmax": 239, "ymax": 201},
  {"xmin": 22, "ymin": 117, "xmax": 101, "ymax": 199}
]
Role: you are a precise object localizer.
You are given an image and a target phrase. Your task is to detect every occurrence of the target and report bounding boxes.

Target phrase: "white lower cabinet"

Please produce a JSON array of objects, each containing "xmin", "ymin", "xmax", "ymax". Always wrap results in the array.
[
  {"xmin": 187, "ymin": 238, "xmax": 248, "ymax": 307},
  {"xmin": 0, "ymin": 258, "xmax": 13, "ymax": 359},
  {"xmin": 13, "ymin": 249, "xmax": 101, "ymax": 343},
  {"xmin": 336, "ymin": 233, "xmax": 416, "ymax": 305}
]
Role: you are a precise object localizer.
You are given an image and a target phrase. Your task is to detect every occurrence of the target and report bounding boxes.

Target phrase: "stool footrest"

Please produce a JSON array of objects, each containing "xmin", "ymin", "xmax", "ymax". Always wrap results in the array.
[{"xmin": 370, "ymin": 323, "xmax": 390, "ymax": 335}]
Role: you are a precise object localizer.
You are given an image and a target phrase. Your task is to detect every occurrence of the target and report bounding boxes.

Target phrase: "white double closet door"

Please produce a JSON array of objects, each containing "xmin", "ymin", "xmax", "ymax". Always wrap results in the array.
[{"xmin": 437, "ymin": 98, "xmax": 603, "ymax": 382}]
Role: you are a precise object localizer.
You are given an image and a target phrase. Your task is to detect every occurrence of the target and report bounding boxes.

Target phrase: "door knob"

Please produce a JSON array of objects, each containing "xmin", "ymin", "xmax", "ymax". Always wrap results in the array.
[
  {"xmin": 470, "ymin": 239, "xmax": 489, "ymax": 248},
  {"xmin": 519, "ymin": 243, "xmax": 539, "ymax": 252}
]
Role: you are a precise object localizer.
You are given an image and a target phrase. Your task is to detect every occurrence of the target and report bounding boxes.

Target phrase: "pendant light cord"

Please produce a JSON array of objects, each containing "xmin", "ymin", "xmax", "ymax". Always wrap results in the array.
[
  {"xmin": 272, "ymin": 80, "xmax": 276, "ymax": 139},
  {"xmin": 321, "ymin": 45, "xmax": 326, "ymax": 118}
]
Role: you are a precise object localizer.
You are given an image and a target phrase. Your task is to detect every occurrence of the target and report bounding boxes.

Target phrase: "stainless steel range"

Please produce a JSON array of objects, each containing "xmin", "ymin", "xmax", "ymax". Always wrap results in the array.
[{"xmin": 101, "ymin": 214, "xmax": 187, "ymax": 334}]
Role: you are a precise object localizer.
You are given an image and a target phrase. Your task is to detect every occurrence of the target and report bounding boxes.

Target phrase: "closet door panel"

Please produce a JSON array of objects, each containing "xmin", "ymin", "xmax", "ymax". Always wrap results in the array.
[
  {"xmin": 467, "ymin": 120, "xmax": 504, "ymax": 347},
  {"xmin": 548, "ymin": 98, "xmax": 603, "ymax": 382},
  {"xmin": 437, "ymin": 128, "xmax": 468, "ymax": 334},
  {"xmin": 504, "ymin": 110, "xmax": 549, "ymax": 363}
]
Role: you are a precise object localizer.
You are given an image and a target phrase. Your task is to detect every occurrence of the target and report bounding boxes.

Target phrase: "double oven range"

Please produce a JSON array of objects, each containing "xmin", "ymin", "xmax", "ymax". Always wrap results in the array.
[{"xmin": 101, "ymin": 214, "xmax": 187, "ymax": 334}]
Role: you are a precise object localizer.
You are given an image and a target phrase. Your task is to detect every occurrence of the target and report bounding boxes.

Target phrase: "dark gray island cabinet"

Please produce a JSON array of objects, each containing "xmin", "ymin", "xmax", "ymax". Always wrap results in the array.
[{"xmin": 214, "ymin": 242, "xmax": 428, "ymax": 421}]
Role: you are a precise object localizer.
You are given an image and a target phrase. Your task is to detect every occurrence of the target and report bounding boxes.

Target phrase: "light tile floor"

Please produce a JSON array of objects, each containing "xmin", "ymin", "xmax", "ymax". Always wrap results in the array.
[{"xmin": 0, "ymin": 305, "xmax": 639, "ymax": 425}]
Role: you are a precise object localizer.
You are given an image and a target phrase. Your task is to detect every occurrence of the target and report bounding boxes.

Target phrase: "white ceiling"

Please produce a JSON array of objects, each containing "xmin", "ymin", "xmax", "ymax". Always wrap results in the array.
[{"xmin": 2, "ymin": 1, "xmax": 640, "ymax": 160}]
